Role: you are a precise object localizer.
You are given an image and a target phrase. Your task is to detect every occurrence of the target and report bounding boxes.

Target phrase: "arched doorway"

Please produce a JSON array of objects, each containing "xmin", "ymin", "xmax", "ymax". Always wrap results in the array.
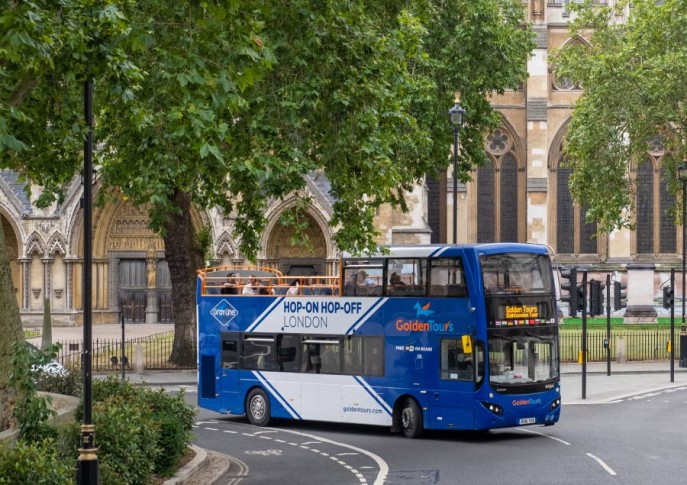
[{"xmin": 266, "ymin": 211, "xmax": 328, "ymax": 276}]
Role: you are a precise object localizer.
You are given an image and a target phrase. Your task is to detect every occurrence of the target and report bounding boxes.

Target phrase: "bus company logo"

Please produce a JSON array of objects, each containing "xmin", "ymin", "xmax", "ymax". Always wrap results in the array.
[
  {"xmin": 210, "ymin": 300, "xmax": 239, "ymax": 326},
  {"xmin": 512, "ymin": 398, "xmax": 541, "ymax": 407},
  {"xmin": 395, "ymin": 302, "xmax": 454, "ymax": 333}
]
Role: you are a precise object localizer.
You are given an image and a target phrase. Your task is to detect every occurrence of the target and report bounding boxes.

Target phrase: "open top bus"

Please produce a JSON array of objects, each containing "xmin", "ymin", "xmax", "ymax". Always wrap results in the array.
[{"xmin": 197, "ymin": 243, "xmax": 560, "ymax": 438}]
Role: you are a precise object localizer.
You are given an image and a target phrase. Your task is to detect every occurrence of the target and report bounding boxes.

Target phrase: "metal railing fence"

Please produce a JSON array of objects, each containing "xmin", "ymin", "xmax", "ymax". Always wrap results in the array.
[
  {"xmin": 50, "ymin": 330, "xmax": 681, "ymax": 370},
  {"xmin": 53, "ymin": 331, "xmax": 194, "ymax": 372},
  {"xmin": 560, "ymin": 329, "xmax": 680, "ymax": 363}
]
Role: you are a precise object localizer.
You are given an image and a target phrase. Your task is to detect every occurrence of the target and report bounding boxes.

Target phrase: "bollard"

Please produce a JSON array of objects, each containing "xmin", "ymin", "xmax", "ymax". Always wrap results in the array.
[
  {"xmin": 617, "ymin": 336, "xmax": 626, "ymax": 364},
  {"xmin": 135, "ymin": 343, "xmax": 145, "ymax": 374}
]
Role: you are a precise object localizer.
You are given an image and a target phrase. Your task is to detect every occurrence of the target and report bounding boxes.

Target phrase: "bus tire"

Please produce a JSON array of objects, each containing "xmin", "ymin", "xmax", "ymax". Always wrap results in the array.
[
  {"xmin": 400, "ymin": 398, "xmax": 423, "ymax": 439},
  {"xmin": 246, "ymin": 388, "xmax": 272, "ymax": 427}
]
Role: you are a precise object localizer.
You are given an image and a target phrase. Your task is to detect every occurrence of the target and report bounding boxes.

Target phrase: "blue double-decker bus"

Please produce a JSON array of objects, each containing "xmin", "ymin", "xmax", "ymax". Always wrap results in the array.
[{"xmin": 196, "ymin": 243, "xmax": 561, "ymax": 438}]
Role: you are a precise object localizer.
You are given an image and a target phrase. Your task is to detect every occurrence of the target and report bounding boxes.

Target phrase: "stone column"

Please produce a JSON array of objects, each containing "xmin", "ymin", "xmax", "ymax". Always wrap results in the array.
[
  {"xmin": 20, "ymin": 258, "xmax": 30, "ymax": 310},
  {"xmin": 145, "ymin": 250, "xmax": 159, "ymax": 324},
  {"xmin": 42, "ymin": 257, "xmax": 52, "ymax": 308}
]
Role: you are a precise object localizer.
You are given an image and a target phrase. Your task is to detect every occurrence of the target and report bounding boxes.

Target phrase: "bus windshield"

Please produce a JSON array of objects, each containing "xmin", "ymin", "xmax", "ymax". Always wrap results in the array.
[
  {"xmin": 481, "ymin": 252, "xmax": 553, "ymax": 295},
  {"xmin": 481, "ymin": 252, "xmax": 559, "ymax": 389},
  {"xmin": 488, "ymin": 327, "xmax": 558, "ymax": 385}
]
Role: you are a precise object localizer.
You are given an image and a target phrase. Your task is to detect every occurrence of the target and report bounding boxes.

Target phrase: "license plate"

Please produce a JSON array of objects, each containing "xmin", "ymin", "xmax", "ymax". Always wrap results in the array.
[{"xmin": 519, "ymin": 417, "xmax": 536, "ymax": 425}]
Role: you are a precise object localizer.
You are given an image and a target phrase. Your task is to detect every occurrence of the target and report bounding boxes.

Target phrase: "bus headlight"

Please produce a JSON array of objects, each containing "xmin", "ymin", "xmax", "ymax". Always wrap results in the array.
[
  {"xmin": 550, "ymin": 398, "xmax": 561, "ymax": 411},
  {"xmin": 481, "ymin": 401, "xmax": 503, "ymax": 416}
]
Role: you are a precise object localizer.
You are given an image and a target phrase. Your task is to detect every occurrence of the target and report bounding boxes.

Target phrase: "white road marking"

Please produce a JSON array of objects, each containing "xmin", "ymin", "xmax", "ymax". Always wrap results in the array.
[
  {"xmin": 516, "ymin": 427, "xmax": 571, "ymax": 445},
  {"xmin": 586, "ymin": 453, "xmax": 617, "ymax": 476},
  {"xmin": 265, "ymin": 427, "xmax": 388, "ymax": 485}
]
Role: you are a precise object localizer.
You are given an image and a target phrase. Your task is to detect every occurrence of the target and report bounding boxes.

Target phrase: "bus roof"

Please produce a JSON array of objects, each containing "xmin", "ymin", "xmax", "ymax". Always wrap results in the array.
[{"xmin": 342, "ymin": 243, "xmax": 550, "ymax": 259}]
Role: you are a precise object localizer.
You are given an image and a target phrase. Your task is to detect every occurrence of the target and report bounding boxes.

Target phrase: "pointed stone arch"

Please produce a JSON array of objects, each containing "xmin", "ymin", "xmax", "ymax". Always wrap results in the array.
[
  {"xmin": 261, "ymin": 196, "xmax": 336, "ymax": 275},
  {"xmin": 547, "ymin": 117, "xmax": 605, "ymax": 260},
  {"xmin": 46, "ymin": 233, "xmax": 67, "ymax": 256},
  {"xmin": 25, "ymin": 231, "xmax": 44, "ymax": 257},
  {"xmin": 468, "ymin": 115, "xmax": 526, "ymax": 242},
  {"xmin": 551, "ymin": 36, "xmax": 589, "ymax": 91}
]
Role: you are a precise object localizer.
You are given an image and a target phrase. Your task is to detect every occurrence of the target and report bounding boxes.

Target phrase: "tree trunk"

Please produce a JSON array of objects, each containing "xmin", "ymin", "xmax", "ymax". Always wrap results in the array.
[
  {"xmin": 0, "ymin": 222, "xmax": 24, "ymax": 430},
  {"xmin": 164, "ymin": 189, "xmax": 203, "ymax": 367}
]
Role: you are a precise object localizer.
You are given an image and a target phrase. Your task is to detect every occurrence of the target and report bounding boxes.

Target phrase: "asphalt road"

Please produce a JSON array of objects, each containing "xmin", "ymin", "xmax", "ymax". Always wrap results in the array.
[{"xmin": 187, "ymin": 386, "xmax": 687, "ymax": 485}]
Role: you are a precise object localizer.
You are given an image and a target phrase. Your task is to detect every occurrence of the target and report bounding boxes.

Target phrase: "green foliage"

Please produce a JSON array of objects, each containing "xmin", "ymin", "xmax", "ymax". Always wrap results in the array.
[
  {"xmin": 9, "ymin": 341, "xmax": 60, "ymax": 443},
  {"xmin": 0, "ymin": 439, "xmax": 72, "ymax": 485},
  {"xmin": 154, "ymin": 411, "xmax": 190, "ymax": 476},
  {"xmin": 36, "ymin": 365, "xmax": 82, "ymax": 397},
  {"xmin": 552, "ymin": 0, "xmax": 687, "ymax": 231},
  {"xmin": 73, "ymin": 377, "xmax": 196, "ymax": 481},
  {"xmin": 197, "ymin": 226, "xmax": 214, "ymax": 267},
  {"xmin": 93, "ymin": 397, "xmax": 159, "ymax": 485}
]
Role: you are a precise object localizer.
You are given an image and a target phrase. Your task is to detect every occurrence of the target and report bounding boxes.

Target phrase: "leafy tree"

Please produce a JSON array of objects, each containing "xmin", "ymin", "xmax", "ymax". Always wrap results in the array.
[
  {"xmin": 0, "ymin": 0, "xmax": 135, "ymax": 426},
  {"xmin": 1, "ymin": 0, "xmax": 534, "ymax": 372},
  {"xmin": 552, "ymin": 0, "xmax": 687, "ymax": 231}
]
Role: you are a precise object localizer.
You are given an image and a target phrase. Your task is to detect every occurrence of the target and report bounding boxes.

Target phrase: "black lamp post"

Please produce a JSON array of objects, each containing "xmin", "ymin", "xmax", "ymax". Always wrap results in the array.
[
  {"xmin": 448, "ymin": 94, "xmax": 466, "ymax": 245},
  {"xmin": 679, "ymin": 160, "xmax": 687, "ymax": 368},
  {"xmin": 76, "ymin": 80, "xmax": 98, "ymax": 484}
]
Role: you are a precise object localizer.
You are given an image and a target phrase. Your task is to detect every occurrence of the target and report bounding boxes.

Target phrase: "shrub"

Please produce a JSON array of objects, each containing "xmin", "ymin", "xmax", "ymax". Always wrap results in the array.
[
  {"xmin": 0, "ymin": 439, "xmax": 72, "ymax": 485},
  {"xmin": 93, "ymin": 398, "xmax": 159, "ymax": 485},
  {"xmin": 37, "ymin": 365, "xmax": 82, "ymax": 397},
  {"xmin": 10, "ymin": 341, "xmax": 58, "ymax": 442},
  {"xmin": 71, "ymin": 377, "xmax": 196, "ymax": 481}
]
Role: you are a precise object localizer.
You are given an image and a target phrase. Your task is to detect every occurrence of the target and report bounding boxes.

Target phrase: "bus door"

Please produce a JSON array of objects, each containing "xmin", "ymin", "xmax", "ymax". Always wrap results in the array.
[
  {"xmin": 429, "ymin": 335, "xmax": 478, "ymax": 430},
  {"xmin": 219, "ymin": 332, "xmax": 240, "ymax": 412}
]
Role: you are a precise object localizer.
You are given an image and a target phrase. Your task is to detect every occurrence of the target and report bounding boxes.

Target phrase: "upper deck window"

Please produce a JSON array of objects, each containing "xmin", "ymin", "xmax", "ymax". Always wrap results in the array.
[
  {"xmin": 480, "ymin": 253, "xmax": 553, "ymax": 295},
  {"xmin": 429, "ymin": 258, "xmax": 467, "ymax": 297}
]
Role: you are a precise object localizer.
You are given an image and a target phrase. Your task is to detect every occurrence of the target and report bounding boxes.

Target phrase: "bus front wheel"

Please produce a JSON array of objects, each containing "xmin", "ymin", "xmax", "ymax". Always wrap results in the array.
[
  {"xmin": 400, "ymin": 398, "xmax": 423, "ymax": 439},
  {"xmin": 246, "ymin": 388, "xmax": 272, "ymax": 427}
]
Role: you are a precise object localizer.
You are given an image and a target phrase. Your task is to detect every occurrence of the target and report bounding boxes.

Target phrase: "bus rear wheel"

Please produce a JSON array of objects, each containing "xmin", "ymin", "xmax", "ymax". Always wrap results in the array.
[
  {"xmin": 400, "ymin": 398, "xmax": 423, "ymax": 438},
  {"xmin": 246, "ymin": 388, "xmax": 272, "ymax": 427}
]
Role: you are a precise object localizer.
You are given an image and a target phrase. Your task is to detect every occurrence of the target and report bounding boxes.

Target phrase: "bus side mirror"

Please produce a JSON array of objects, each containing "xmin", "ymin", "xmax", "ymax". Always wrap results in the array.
[{"xmin": 462, "ymin": 335, "xmax": 472, "ymax": 354}]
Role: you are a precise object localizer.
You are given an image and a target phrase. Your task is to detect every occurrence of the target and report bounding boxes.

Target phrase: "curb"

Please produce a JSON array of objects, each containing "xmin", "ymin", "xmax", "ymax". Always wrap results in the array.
[
  {"xmin": 164, "ymin": 445, "xmax": 207, "ymax": 485},
  {"xmin": 164, "ymin": 445, "xmax": 232, "ymax": 485}
]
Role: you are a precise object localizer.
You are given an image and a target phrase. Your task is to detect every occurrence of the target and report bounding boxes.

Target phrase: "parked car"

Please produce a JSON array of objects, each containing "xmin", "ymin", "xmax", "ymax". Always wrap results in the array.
[{"xmin": 25, "ymin": 341, "xmax": 67, "ymax": 376}]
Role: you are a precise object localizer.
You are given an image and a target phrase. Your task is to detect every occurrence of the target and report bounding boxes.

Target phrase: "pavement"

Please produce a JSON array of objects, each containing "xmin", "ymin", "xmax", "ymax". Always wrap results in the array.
[{"xmin": 34, "ymin": 323, "xmax": 687, "ymax": 483}]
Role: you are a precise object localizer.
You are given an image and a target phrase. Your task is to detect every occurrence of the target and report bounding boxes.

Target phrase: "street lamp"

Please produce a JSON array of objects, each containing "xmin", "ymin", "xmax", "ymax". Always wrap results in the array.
[
  {"xmin": 678, "ymin": 160, "xmax": 687, "ymax": 368},
  {"xmin": 448, "ymin": 93, "xmax": 466, "ymax": 245},
  {"xmin": 76, "ymin": 80, "xmax": 98, "ymax": 483}
]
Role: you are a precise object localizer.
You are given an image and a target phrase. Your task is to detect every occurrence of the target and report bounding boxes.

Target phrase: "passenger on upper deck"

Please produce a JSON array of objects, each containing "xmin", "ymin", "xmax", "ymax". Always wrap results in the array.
[
  {"xmin": 389, "ymin": 272, "xmax": 407, "ymax": 288},
  {"xmin": 344, "ymin": 272, "xmax": 358, "ymax": 296},
  {"xmin": 243, "ymin": 275, "xmax": 262, "ymax": 295},
  {"xmin": 358, "ymin": 270, "xmax": 375, "ymax": 287},
  {"xmin": 220, "ymin": 273, "xmax": 239, "ymax": 295},
  {"xmin": 286, "ymin": 280, "xmax": 300, "ymax": 296}
]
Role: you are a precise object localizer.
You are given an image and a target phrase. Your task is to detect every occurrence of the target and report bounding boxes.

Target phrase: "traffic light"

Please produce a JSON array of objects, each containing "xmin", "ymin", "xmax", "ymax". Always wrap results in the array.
[
  {"xmin": 577, "ymin": 285, "xmax": 586, "ymax": 313},
  {"xmin": 560, "ymin": 267, "xmax": 578, "ymax": 317},
  {"xmin": 614, "ymin": 281, "xmax": 627, "ymax": 310},
  {"xmin": 663, "ymin": 286, "xmax": 674, "ymax": 309},
  {"xmin": 589, "ymin": 280, "xmax": 604, "ymax": 316}
]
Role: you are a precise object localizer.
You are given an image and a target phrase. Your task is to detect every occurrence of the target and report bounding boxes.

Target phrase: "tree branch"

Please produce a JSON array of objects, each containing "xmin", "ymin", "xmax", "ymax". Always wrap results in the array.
[{"xmin": 8, "ymin": 78, "xmax": 37, "ymax": 108}]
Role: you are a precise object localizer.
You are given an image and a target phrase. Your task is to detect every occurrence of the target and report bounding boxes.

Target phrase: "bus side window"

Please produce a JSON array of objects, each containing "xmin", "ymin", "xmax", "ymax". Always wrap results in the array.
[
  {"xmin": 440, "ymin": 338, "xmax": 472, "ymax": 381},
  {"xmin": 243, "ymin": 336, "xmax": 277, "ymax": 371},
  {"xmin": 221, "ymin": 334, "xmax": 238, "ymax": 369}
]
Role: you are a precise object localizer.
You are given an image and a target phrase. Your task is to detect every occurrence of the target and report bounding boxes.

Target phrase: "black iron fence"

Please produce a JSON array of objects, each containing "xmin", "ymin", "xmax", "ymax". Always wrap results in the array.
[
  {"xmin": 50, "ymin": 329, "xmax": 681, "ymax": 370},
  {"xmin": 54, "ymin": 331, "xmax": 194, "ymax": 372},
  {"xmin": 560, "ymin": 330, "xmax": 681, "ymax": 363}
]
